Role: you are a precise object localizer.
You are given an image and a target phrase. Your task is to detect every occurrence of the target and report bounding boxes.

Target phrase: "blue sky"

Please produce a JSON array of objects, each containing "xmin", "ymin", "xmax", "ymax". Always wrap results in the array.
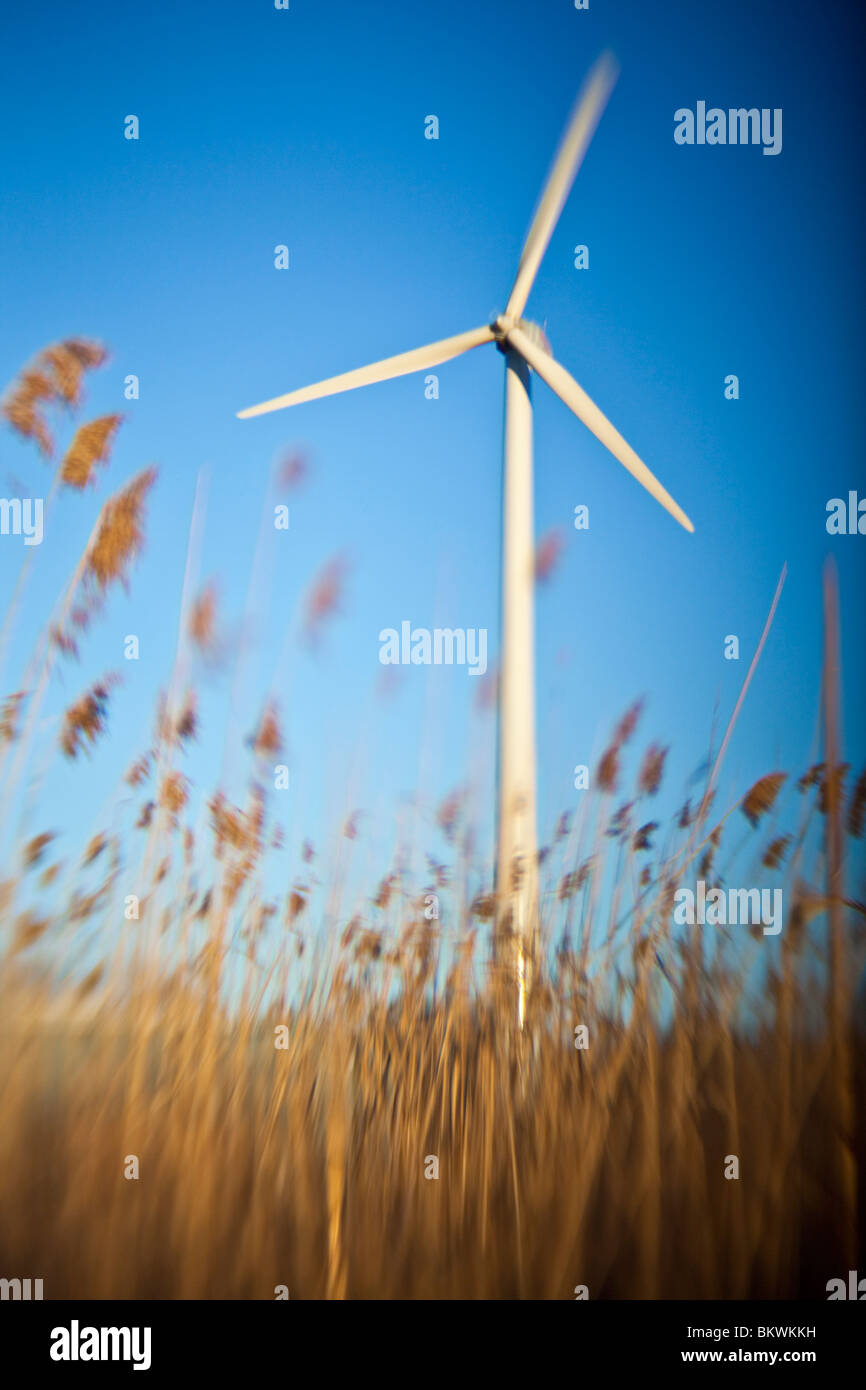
[{"xmin": 1, "ymin": 0, "xmax": 864, "ymax": 928}]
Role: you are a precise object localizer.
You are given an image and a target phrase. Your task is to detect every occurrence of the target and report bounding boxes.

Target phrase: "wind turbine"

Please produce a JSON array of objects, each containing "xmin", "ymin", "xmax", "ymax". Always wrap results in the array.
[{"xmin": 236, "ymin": 52, "xmax": 694, "ymax": 1022}]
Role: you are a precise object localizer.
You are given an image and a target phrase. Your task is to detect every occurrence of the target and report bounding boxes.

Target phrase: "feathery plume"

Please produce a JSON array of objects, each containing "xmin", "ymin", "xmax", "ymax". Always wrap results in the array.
[
  {"xmin": 847, "ymin": 768, "xmax": 866, "ymax": 839},
  {"xmin": 86, "ymin": 468, "xmax": 157, "ymax": 592},
  {"xmin": 60, "ymin": 414, "xmax": 123, "ymax": 489},
  {"xmin": 638, "ymin": 743, "xmax": 668, "ymax": 796},
  {"xmin": 303, "ymin": 553, "xmax": 349, "ymax": 646},
  {"xmin": 534, "ymin": 527, "xmax": 565, "ymax": 584},
  {"xmin": 741, "ymin": 772, "xmax": 787, "ymax": 827},
  {"xmin": 60, "ymin": 674, "xmax": 119, "ymax": 759}
]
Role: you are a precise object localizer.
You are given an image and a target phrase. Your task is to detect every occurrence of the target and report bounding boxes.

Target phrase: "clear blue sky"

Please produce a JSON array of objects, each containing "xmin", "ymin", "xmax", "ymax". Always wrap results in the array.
[{"xmin": 1, "ymin": 0, "xmax": 864, "ymax": 924}]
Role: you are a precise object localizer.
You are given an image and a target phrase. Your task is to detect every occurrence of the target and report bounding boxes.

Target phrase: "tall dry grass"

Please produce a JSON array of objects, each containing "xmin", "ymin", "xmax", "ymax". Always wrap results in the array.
[{"xmin": 0, "ymin": 342, "xmax": 863, "ymax": 1298}]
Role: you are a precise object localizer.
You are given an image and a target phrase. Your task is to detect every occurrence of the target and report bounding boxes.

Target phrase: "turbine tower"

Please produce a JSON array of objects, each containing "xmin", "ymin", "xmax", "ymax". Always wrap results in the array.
[{"xmin": 236, "ymin": 52, "xmax": 693, "ymax": 1021}]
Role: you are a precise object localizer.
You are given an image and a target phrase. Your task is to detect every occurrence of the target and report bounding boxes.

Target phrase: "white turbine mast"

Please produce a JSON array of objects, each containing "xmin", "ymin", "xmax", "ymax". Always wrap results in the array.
[{"xmin": 237, "ymin": 52, "xmax": 694, "ymax": 1025}]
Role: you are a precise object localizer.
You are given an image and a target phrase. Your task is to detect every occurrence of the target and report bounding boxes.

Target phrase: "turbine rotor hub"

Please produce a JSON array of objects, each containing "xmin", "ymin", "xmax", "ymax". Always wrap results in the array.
[{"xmin": 492, "ymin": 315, "xmax": 552, "ymax": 356}]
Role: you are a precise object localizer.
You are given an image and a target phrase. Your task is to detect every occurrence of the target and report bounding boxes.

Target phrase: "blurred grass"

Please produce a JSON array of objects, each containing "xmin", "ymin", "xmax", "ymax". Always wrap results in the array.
[{"xmin": 0, "ymin": 341, "xmax": 863, "ymax": 1299}]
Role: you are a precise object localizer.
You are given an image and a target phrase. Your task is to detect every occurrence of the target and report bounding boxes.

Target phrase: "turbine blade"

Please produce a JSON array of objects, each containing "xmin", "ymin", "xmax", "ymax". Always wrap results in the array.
[
  {"xmin": 237, "ymin": 324, "xmax": 495, "ymax": 418},
  {"xmin": 507, "ymin": 326, "xmax": 694, "ymax": 533},
  {"xmin": 505, "ymin": 52, "xmax": 618, "ymax": 321}
]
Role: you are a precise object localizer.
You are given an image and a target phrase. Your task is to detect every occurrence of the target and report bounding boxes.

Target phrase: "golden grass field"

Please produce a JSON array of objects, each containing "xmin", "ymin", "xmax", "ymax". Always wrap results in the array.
[{"xmin": 0, "ymin": 341, "xmax": 863, "ymax": 1298}]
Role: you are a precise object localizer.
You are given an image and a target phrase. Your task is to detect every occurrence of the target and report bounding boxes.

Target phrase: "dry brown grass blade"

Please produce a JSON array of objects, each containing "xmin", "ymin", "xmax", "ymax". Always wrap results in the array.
[
  {"xmin": 697, "ymin": 563, "xmax": 788, "ymax": 829},
  {"xmin": 822, "ymin": 556, "xmax": 857, "ymax": 1271}
]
